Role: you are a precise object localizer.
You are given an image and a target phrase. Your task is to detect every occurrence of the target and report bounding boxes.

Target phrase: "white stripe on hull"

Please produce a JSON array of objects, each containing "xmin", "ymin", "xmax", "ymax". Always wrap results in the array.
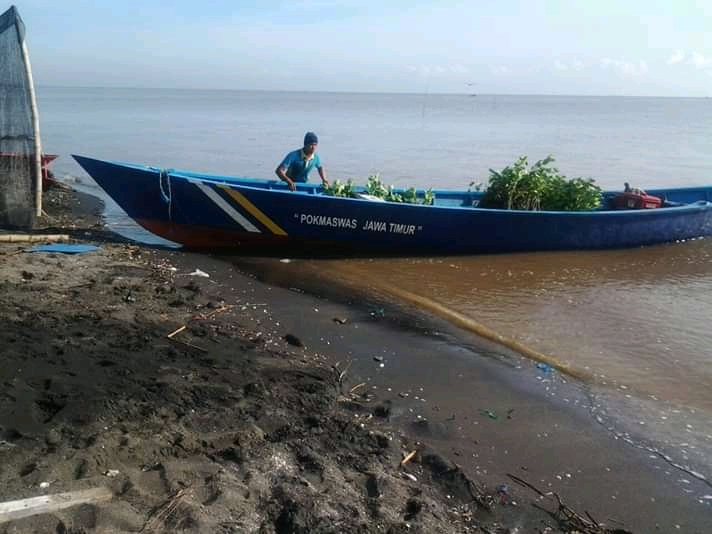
[{"xmin": 193, "ymin": 182, "xmax": 260, "ymax": 233}]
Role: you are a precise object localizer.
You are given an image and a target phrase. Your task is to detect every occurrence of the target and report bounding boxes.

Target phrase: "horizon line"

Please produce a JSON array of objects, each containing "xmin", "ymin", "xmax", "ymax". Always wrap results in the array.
[{"xmin": 35, "ymin": 85, "xmax": 711, "ymax": 99}]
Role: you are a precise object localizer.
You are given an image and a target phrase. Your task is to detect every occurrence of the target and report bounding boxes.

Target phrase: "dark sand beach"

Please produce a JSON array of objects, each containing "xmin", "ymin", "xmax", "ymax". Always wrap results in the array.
[{"xmin": 0, "ymin": 186, "xmax": 709, "ymax": 533}]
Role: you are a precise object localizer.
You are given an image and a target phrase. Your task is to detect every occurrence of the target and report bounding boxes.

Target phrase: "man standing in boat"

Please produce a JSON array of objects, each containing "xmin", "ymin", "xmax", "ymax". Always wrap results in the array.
[{"xmin": 275, "ymin": 131, "xmax": 329, "ymax": 191}]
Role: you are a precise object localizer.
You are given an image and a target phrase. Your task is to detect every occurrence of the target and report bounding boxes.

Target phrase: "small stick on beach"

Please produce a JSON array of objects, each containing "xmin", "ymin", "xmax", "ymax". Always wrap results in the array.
[
  {"xmin": 166, "ymin": 325, "xmax": 187, "ymax": 339},
  {"xmin": 165, "ymin": 324, "xmax": 207, "ymax": 352},
  {"xmin": 507, "ymin": 474, "xmax": 628, "ymax": 534},
  {"xmin": 192, "ymin": 304, "xmax": 233, "ymax": 321},
  {"xmin": 338, "ymin": 362, "xmax": 351, "ymax": 384},
  {"xmin": 507, "ymin": 473, "xmax": 547, "ymax": 498},
  {"xmin": 349, "ymin": 382, "xmax": 366, "ymax": 394},
  {"xmin": 139, "ymin": 487, "xmax": 190, "ymax": 533},
  {"xmin": 332, "ymin": 360, "xmax": 352, "ymax": 385},
  {"xmin": 400, "ymin": 450, "xmax": 418, "ymax": 466}
]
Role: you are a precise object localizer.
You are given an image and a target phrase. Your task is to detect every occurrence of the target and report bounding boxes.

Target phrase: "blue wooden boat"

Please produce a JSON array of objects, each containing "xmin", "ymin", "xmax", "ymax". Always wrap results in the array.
[{"xmin": 72, "ymin": 155, "xmax": 712, "ymax": 256}]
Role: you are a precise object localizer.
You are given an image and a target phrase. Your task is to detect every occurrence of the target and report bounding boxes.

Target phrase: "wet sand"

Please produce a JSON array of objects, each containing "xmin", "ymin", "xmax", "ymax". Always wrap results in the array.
[
  {"xmin": 224, "ymin": 256, "xmax": 712, "ymax": 534},
  {"xmin": 0, "ymin": 186, "xmax": 708, "ymax": 532}
]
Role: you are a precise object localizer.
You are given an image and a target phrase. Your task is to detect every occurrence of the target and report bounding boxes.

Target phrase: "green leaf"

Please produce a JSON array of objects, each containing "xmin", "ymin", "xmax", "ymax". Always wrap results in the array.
[{"xmin": 480, "ymin": 154, "xmax": 601, "ymax": 211}]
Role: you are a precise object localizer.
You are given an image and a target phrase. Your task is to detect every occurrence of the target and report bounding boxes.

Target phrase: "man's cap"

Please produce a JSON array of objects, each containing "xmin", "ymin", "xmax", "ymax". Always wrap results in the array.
[{"xmin": 304, "ymin": 131, "xmax": 318, "ymax": 145}]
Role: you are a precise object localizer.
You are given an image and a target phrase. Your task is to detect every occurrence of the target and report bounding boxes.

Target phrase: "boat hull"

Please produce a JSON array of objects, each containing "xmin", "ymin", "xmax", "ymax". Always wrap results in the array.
[{"xmin": 72, "ymin": 155, "xmax": 712, "ymax": 256}]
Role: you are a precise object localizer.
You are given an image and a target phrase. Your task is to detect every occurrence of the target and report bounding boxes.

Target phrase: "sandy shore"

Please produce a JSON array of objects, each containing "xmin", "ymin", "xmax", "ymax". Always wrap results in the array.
[{"xmin": 0, "ymin": 186, "xmax": 707, "ymax": 533}]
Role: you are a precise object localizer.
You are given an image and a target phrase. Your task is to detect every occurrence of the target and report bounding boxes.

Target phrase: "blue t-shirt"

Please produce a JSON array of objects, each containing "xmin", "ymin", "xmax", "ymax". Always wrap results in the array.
[{"xmin": 280, "ymin": 149, "xmax": 322, "ymax": 183}]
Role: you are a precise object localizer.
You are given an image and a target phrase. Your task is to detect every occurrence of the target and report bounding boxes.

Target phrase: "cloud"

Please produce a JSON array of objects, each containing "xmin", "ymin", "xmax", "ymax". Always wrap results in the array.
[
  {"xmin": 667, "ymin": 50, "xmax": 710, "ymax": 68},
  {"xmin": 666, "ymin": 50, "xmax": 685, "ymax": 65},
  {"xmin": 490, "ymin": 66, "xmax": 509, "ymax": 75},
  {"xmin": 689, "ymin": 52, "xmax": 709, "ymax": 68},
  {"xmin": 553, "ymin": 59, "xmax": 585, "ymax": 72},
  {"xmin": 600, "ymin": 58, "xmax": 648, "ymax": 76}
]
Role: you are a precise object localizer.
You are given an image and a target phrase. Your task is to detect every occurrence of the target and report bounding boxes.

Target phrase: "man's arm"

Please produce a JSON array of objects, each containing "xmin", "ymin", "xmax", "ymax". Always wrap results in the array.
[
  {"xmin": 275, "ymin": 164, "xmax": 296, "ymax": 191},
  {"xmin": 317, "ymin": 166, "xmax": 329, "ymax": 187},
  {"xmin": 275, "ymin": 152, "xmax": 296, "ymax": 190}
]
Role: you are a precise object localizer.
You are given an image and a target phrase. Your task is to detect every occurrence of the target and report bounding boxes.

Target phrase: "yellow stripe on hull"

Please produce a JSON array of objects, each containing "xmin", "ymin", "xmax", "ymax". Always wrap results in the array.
[{"xmin": 220, "ymin": 186, "xmax": 288, "ymax": 236}]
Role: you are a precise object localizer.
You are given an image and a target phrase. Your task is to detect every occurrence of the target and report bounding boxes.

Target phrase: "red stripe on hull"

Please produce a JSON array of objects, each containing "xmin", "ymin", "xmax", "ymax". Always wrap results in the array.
[
  {"xmin": 137, "ymin": 219, "xmax": 291, "ymax": 249},
  {"xmin": 136, "ymin": 219, "xmax": 393, "ymax": 257}
]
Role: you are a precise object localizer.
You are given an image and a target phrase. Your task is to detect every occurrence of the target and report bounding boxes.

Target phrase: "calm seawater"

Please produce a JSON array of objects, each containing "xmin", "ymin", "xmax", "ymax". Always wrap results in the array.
[{"xmin": 38, "ymin": 87, "xmax": 712, "ymax": 485}]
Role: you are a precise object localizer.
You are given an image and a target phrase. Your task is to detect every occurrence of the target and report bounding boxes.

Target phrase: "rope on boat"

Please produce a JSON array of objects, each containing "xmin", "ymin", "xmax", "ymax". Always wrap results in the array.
[{"xmin": 158, "ymin": 168, "xmax": 173, "ymax": 220}]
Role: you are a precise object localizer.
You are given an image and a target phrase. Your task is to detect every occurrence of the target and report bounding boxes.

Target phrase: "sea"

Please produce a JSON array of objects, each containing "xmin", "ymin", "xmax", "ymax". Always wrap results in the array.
[{"xmin": 38, "ymin": 87, "xmax": 712, "ymax": 494}]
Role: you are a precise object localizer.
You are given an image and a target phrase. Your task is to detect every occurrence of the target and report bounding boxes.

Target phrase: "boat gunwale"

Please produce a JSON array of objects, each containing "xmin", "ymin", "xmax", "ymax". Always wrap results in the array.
[
  {"xmin": 73, "ymin": 155, "xmax": 712, "ymax": 217},
  {"xmin": 166, "ymin": 172, "xmax": 712, "ymax": 218}
]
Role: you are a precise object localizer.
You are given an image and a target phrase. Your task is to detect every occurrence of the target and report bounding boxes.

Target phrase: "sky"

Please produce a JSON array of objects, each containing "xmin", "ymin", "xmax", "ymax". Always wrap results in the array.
[{"xmin": 7, "ymin": 0, "xmax": 712, "ymax": 96}]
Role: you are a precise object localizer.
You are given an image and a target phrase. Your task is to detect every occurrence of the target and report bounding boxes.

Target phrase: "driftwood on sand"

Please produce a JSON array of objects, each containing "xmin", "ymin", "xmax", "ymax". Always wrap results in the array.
[
  {"xmin": 0, "ymin": 487, "xmax": 113, "ymax": 524},
  {"xmin": 0, "ymin": 234, "xmax": 70, "ymax": 243}
]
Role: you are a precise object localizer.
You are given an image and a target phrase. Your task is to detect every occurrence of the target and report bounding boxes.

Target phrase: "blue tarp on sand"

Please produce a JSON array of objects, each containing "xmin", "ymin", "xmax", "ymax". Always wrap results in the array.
[{"xmin": 29, "ymin": 243, "xmax": 100, "ymax": 254}]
